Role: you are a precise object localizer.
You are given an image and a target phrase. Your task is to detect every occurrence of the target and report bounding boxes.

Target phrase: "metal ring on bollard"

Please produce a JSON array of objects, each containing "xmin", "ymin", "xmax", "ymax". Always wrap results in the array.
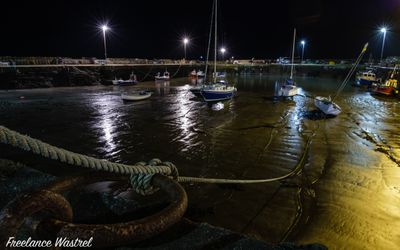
[
  {"xmin": 39, "ymin": 173, "xmax": 188, "ymax": 248},
  {"xmin": 0, "ymin": 190, "xmax": 73, "ymax": 246}
]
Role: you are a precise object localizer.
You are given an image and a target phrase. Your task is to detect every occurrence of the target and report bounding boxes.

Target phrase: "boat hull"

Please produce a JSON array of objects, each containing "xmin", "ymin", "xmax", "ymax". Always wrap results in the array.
[
  {"xmin": 279, "ymin": 85, "xmax": 298, "ymax": 97},
  {"xmin": 372, "ymin": 86, "xmax": 398, "ymax": 96},
  {"xmin": 355, "ymin": 78, "xmax": 376, "ymax": 87},
  {"xmin": 155, "ymin": 77, "xmax": 170, "ymax": 81},
  {"xmin": 314, "ymin": 96, "xmax": 342, "ymax": 116},
  {"xmin": 113, "ymin": 80, "xmax": 138, "ymax": 85},
  {"xmin": 201, "ymin": 89, "xmax": 236, "ymax": 102},
  {"xmin": 121, "ymin": 92, "xmax": 152, "ymax": 101}
]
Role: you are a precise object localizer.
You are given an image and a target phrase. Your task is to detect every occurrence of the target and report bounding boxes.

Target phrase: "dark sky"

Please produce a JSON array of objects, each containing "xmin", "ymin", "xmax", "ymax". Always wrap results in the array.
[{"xmin": 1, "ymin": 0, "xmax": 400, "ymax": 59}]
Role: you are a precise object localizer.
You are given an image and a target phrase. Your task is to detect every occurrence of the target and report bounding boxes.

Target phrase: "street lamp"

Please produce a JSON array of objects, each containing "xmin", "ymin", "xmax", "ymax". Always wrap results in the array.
[
  {"xmin": 183, "ymin": 37, "xmax": 189, "ymax": 60},
  {"xmin": 220, "ymin": 47, "xmax": 226, "ymax": 61},
  {"xmin": 300, "ymin": 40, "xmax": 306, "ymax": 63},
  {"xmin": 101, "ymin": 25, "xmax": 109, "ymax": 60},
  {"xmin": 380, "ymin": 27, "xmax": 387, "ymax": 62}
]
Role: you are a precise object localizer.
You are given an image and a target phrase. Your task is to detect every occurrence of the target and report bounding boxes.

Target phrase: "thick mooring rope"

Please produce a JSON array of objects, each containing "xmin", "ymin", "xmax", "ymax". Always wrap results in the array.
[
  {"xmin": 0, "ymin": 126, "xmax": 312, "ymax": 192},
  {"xmin": 0, "ymin": 126, "xmax": 175, "ymax": 176}
]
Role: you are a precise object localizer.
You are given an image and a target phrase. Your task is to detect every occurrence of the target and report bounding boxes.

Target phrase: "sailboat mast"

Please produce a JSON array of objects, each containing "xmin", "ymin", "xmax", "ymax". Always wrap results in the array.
[
  {"xmin": 390, "ymin": 64, "xmax": 398, "ymax": 78},
  {"xmin": 290, "ymin": 28, "xmax": 296, "ymax": 80},
  {"xmin": 213, "ymin": 0, "xmax": 218, "ymax": 82}
]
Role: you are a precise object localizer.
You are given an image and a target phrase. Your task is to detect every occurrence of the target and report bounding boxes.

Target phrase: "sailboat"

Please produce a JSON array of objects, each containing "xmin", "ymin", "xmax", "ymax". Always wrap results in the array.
[
  {"xmin": 278, "ymin": 28, "xmax": 299, "ymax": 97},
  {"xmin": 200, "ymin": 0, "xmax": 237, "ymax": 102},
  {"xmin": 314, "ymin": 43, "xmax": 369, "ymax": 116}
]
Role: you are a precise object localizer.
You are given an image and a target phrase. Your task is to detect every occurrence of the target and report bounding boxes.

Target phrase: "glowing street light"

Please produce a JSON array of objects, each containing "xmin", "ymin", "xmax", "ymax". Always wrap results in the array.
[
  {"xmin": 380, "ymin": 27, "xmax": 387, "ymax": 62},
  {"xmin": 220, "ymin": 47, "xmax": 226, "ymax": 61},
  {"xmin": 300, "ymin": 40, "xmax": 306, "ymax": 63},
  {"xmin": 183, "ymin": 37, "xmax": 189, "ymax": 60},
  {"xmin": 101, "ymin": 25, "xmax": 109, "ymax": 60}
]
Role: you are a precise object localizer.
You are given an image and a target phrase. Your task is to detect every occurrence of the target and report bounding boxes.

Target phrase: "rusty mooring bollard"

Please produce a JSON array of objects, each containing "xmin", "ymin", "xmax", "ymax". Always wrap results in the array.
[{"xmin": 0, "ymin": 173, "xmax": 187, "ymax": 248}]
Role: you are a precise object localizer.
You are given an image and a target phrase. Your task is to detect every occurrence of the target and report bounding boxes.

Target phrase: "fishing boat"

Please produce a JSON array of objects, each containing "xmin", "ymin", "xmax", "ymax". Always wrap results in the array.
[
  {"xmin": 314, "ymin": 43, "xmax": 369, "ymax": 116},
  {"xmin": 200, "ymin": 0, "xmax": 236, "ymax": 102},
  {"xmin": 372, "ymin": 65, "xmax": 398, "ymax": 96},
  {"xmin": 278, "ymin": 29, "xmax": 299, "ymax": 97},
  {"xmin": 121, "ymin": 91, "xmax": 152, "ymax": 101},
  {"xmin": 155, "ymin": 71, "xmax": 170, "ymax": 81},
  {"xmin": 355, "ymin": 70, "xmax": 379, "ymax": 87},
  {"xmin": 112, "ymin": 72, "xmax": 138, "ymax": 85}
]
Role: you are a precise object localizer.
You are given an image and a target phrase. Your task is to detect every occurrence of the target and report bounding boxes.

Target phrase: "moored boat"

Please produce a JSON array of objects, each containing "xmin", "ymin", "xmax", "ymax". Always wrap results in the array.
[
  {"xmin": 355, "ymin": 70, "xmax": 379, "ymax": 87},
  {"xmin": 371, "ymin": 65, "xmax": 398, "ymax": 96},
  {"xmin": 112, "ymin": 72, "xmax": 138, "ymax": 85},
  {"xmin": 278, "ymin": 29, "xmax": 299, "ymax": 97},
  {"xmin": 314, "ymin": 43, "xmax": 369, "ymax": 117},
  {"xmin": 199, "ymin": 0, "xmax": 237, "ymax": 102},
  {"xmin": 278, "ymin": 79, "xmax": 298, "ymax": 97},
  {"xmin": 201, "ymin": 84, "xmax": 237, "ymax": 102},
  {"xmin": 155, "ymin": 71, "xmax": 170, "ymax": 81},
  {"xmin": 121, "ymin": 91, "xmax": 152, "ymax": 101},
  {"xmin": 314, "ymin": 96, "xmax": 342, "ymax": 116}
]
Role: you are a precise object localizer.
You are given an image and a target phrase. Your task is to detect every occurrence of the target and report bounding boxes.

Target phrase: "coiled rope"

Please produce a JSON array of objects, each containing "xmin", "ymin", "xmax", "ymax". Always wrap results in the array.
[{"xmin": 0, "ymin": 126, "xmax": 312, "ymax": 194}]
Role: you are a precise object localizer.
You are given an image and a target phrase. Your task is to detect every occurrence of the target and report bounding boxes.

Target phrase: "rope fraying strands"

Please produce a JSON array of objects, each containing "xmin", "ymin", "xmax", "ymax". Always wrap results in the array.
[{"xmin": 0, "ymin": 125, "xmax": 312, "ymax": 195}]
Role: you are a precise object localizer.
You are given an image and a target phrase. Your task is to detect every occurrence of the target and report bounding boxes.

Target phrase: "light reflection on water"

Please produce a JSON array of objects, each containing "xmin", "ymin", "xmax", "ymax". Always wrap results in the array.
[
  {"xmin": 1, "ymin": 74, "xmax": 399, "ymax": 247},
  {"xmin": 89, "ymin": 93, "xmax": 120, "ymax": 156}
]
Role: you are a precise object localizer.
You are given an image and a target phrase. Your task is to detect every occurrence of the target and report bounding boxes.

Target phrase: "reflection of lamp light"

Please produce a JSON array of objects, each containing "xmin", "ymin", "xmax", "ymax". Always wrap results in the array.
[
  {"xmin": 220, "ymin": 47, "xmax": 226, "ymax": 61},
  {"xmin": 100, "ymin": 25, "xmax": 109, "ymax": 60},
  {"xmin": 380, "ymin": 27, "xmax": 387, "ymax": 62},
  {"xmin": 300, "ymin": 40, "xmax": 306, "ymax": 63},
  {"xmin": 183, "ymin": 37, "xmax": 189, "ymax": 59}
]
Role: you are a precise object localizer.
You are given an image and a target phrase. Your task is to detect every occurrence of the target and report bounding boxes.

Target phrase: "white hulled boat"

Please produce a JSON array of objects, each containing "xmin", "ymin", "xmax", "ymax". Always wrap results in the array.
[
  {"xmin": 112, "ymin": 72, "xmax": 138, "ymax": 85},
  {"xmin": 155, "ymin": 71, "xmax": 170, "ymax": 81},
  {"xmin": 314, "ymin": 43, "xmax": 369, "ymax": 116},
  {"xmin": 121, "ymin": 91, "xmax": 152, "ymax": 101},
  {"xmin": 278, "ymin": 28, "xmax": 299, "ymax": 97}
]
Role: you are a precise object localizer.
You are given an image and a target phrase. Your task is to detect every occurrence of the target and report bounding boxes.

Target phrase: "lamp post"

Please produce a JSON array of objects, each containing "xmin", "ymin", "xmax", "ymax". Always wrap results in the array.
[
  {"xmin": 183, "ymin": 37, "xmax": 189, "ymax": 60},
  {"xmin": 380, "ymin": 27, "xmax": 387, "ymax": 63},
  {"xmin": 300, "ymin": 40, "xmax": 305, "ymax": 63},
  {"xmin": 101, "ymin": 25, "xmax": 109, "ymax": 60}
]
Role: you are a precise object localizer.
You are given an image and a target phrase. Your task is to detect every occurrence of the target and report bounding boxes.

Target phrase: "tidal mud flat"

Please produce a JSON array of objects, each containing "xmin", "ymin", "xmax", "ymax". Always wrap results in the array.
[{"xmin": 0, "ymin": 75, "xmax": 399, "ymax": 249}]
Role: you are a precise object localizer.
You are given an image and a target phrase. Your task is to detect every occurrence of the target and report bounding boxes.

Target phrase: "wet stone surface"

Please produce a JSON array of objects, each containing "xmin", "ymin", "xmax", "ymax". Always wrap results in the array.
[{"xmin": 0, "ymin": 74, "xmax": 399, "ymax": 248}]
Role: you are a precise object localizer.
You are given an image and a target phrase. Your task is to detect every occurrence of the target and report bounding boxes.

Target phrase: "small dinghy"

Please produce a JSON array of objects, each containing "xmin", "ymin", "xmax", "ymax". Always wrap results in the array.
[
  {"xmin": 314, "ymin": 96, "xmax": 342, "ymax": 116},
  {"xmin": 121, "ymin": 91, "xmax": 152, "ymax": 101},
  {"xmin": 314, "ymin": 43, "xmax": 369, "ymax": 117}
]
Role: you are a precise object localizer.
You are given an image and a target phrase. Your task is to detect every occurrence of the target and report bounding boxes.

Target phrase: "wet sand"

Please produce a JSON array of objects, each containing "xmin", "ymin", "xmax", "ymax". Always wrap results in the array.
[{"xmin": 0, "ymin": 75, "xmax": 399, "ymax": 248}]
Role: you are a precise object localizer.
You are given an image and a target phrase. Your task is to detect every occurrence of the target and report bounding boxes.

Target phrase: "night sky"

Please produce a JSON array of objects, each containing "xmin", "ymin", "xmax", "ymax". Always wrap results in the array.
[{"xmin": 2, "ymin": 0, "xmax": 400, "ymax": 60}]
